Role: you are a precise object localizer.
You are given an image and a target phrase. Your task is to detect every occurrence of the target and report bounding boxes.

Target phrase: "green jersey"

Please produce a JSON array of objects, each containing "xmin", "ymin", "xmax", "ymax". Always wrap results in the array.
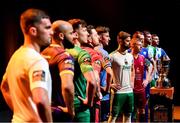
[{"xmin": 66, "ymin": 46, "xmax": 93, "ymax": 108}]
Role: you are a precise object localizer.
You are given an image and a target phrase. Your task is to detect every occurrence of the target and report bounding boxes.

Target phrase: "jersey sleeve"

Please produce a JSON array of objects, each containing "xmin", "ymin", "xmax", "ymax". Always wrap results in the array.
[
  {"xmin": 100, "ymin": 49, "xmax": 112, "ymax": 69},
  {"xmin": 161, "ymin": 48, "xmax": 170, "ymax": 61},
  {"xmin": 58, "ymin": 52, "xmax": 74, "ymax": 76},
  {"xmin": 29, "ymin": 59, "xmax": 50, "ymax": 91},
  {"xmin": 109, "ymin": 51, "xmax": 114, "ymax": 63},
  {"xmin": 67, "ymin": 46, "xmax": 93, "ymax": 73},
  {"xmin": 78, "ymin": 50, "xmax": 93, "ymax": 73}
]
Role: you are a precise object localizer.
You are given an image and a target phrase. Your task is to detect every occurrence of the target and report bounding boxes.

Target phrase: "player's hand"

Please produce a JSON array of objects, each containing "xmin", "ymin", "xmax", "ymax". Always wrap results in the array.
[
  {"xmin": 142, "ymin": 80, "xmax": 148, "ymax": 88},
  {"xmin": 78, "ymin": 96, "xmax": 92, "ymax": 107},
  {"xmin": 57, "ymin": 106, "xmax": 75, "ymax": 119},
  {"xmin": 57, "ymin": 106, "xmax": 68, "ymax": 113},
  {"xmin": 110, "ymin": 83, "xmax": 121, "ymax": 91}
]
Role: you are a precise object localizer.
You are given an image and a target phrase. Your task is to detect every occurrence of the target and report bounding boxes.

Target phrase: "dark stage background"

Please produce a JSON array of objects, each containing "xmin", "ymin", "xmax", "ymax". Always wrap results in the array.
[{"xmin": 0, "ymin": 0, "xmax": 179, "ymax": 119}]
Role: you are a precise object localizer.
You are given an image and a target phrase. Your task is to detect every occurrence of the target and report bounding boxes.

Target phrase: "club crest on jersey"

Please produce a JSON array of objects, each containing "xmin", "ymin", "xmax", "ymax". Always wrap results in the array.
[
  {"xmin": 83, "ymin": 58, "xmax": 91, "ymax": 65},
  {"xmin": 124, "ymin": 58, "xmax": 128, "ymax": 65},
  {"xmin": 32, "ymin": 70, "xmax": 45, "ymax": 82},
  {"xmin": 95, "ymin": 60, "xmax": 101, "ymax": 65},
  {"xmin": 104, "ymin": 57, "xmax": 110, "ymax": 61},
  {"xmin": 143, "ymin": 51, "xmax": 146, "ymax": 55},
  {"xmin": 136, "ymin": 67, "xmax": 140, "ymax": 73}
]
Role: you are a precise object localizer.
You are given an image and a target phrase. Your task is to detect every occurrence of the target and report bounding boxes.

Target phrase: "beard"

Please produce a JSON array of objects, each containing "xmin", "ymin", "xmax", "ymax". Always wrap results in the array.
[
  {"xmin": 124, "ymin": 44, "xmax": 130, "ymax": 50},
  {"xmin": 63, "ymin": 36, "xmax": 74, "ymax": 49}
]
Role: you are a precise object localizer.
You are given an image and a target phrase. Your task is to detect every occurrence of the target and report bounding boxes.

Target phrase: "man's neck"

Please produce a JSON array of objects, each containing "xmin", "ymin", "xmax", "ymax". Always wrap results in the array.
[
  {"xmin": 51, "ymin": 40, "xmax": 64, "ymax": 48},
  {"xmin": 81, "ymin": 43, "xmax": 93, "ymax": 48},
  {"xmin": 24, "ymin": 38, "xmax": 40, "ymax": 53},
  {"xmin": 73, "ymin": 39, "xmax": 81, "ymax": 47},
  {"xmin": 132, "ymin": 52, "xmax": 139, "ymax": 59},
  {"xmin": 117, "ymin": 46, "xmax": 127, "ymax": 55},
  {"xmin": 99, "ymin": 43, "xmax": 103, "ymax": 48}
]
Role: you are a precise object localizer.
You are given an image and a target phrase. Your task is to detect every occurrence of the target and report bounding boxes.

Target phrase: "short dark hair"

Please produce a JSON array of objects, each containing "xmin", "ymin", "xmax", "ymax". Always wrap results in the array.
[
  {"xmin": 87, "ymin": 25, "xmax": 95, "ymax": 35},
  {"xmin": 68, "ymin": 19, "xmax": 87, "ymax": 31},
  {"xmin": 118, "ymin": 31, "xmax": 131, "ymax": 40},
  {"xmin": 143, "ymin": 30, "xmax": 151, "ymax": 37},
  {"xmin": 130, "ymin": 37, "xmax": 142, "ymax": 47},
  {"xmin": 151, "ymin": 34, "xmax": 158, "ymax": 37},
  {"xmin": 96, "ymin": 26, "xmax": 110, "ymax": 35},
  {"xmin": 20, "ymin": 8, "xmax": 50, "ymax": 34},
  {"xmin": 132, "ymin": 31, "xmax": 143, "ymax": 39}
]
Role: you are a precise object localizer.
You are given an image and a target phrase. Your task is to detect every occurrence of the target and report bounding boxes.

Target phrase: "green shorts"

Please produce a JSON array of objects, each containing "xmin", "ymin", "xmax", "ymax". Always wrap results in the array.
[
  {"xmin": 74, "ymin": 108, "xmax": 90, "ymax": 122},
  {"xmin": 110, "ymin": 92, "xmax": 134, "ymax": 117}
]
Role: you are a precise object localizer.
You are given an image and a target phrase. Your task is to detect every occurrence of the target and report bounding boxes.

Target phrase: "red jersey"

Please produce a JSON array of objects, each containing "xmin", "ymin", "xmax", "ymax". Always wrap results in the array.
[
  {"xmin": 81, "ymin": 46, "xmax": 103, "ymax": 74},
  {"xmin": 133, "ymin": 54, "xmax": 145, "ymax": 93}
]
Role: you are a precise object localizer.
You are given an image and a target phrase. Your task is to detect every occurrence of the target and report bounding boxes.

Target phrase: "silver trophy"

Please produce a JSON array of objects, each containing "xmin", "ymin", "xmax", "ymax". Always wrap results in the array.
[{"xmin": 156, "ymin": 60, "xmax": 171, "ymax": 88}]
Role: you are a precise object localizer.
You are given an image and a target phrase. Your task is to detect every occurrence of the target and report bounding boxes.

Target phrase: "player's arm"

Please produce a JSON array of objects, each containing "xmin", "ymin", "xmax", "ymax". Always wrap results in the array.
[
  {"xmin": 78, "ymin": 52, "xmax": 96, "ymax": 107},
  {"xmin": 131, "ymin": 62, "xmax": 135, "ymax": 89},
  {"xmin": 83, "ymin": 70, "xmax": 96, "ymax": 107},
  {"xmin": 105, "ymin": 66, "xmax": 113, "ymax": 92},
  {"xmin": 93, "ymin": 68, "xmax": 103, "ymax": 100},
  {"xmin": 0, "ymin": 73, "xmax": 13, "ymax": 110},
  {"xmin": 58, "ymin": 58, "xmax": 75, "ymax": 118},
  {"xmin": 143, "ymin": 58, "xmax": 151, "ymax": 87},
  {"xmin": 162, "ymin": 48, "xmax": 170, "ymax": 61},
  {"xmin": 147, "ymin": 56, "xmax": 156, "ymax": 82},
  {"xmin": 100, "ymin": 67, "xmax": 113, "ymax": 92},
  {"xmin": 101, "ymin": 56, "xmax": 113, "ymax": 92},
  {"xmin": 30, "ymin": 60, "xmax": 52, "ymax": 122}
]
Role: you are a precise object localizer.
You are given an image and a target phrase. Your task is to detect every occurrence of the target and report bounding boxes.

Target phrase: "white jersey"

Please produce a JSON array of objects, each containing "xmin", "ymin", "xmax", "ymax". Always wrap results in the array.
[
  {"xmin": 110, "ymin": 51, "xmax": 133, "ymax": 93},
  {"xmin": 4, "ymin": 46, "xmax": 52, "ymax": 122}
]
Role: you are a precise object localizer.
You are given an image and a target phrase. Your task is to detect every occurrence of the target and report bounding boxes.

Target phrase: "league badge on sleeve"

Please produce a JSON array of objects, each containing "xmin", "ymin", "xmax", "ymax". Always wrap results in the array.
[
  {"xmin": 83, "ymin": 58, "xmax": 91, "ymax": 65},
  {"xmin": 32, "ymin": 70, "xmax": 45, "ymax": 82}
]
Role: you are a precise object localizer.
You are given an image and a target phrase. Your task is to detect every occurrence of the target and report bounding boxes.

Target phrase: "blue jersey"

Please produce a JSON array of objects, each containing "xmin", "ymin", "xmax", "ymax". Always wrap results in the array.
[
  {"xmin": 140, "ymin": 47, "xmax": 153, "ymax": 79},
  {"xmin": 155, "ymin": 47, "xmax": 169, "ymax": 60}
]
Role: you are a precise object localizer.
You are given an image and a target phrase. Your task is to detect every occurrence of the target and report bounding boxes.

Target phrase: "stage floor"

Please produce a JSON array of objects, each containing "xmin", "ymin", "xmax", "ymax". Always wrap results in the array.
[{"xmin": 0, "ymin": 106, "xmax": 180, "ymax": 122}]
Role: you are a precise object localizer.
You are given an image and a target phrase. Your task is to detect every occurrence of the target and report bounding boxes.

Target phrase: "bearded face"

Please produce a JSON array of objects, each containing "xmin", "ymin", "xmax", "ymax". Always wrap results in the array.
[{"xmin": 63, "ymin": 35, "xmax": 74, "ymax": 49}]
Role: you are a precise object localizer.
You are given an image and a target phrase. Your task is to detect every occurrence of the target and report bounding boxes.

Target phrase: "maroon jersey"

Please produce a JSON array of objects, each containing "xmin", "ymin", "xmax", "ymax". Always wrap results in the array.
[
  {"xmin": 41, "ymin": 44, "xmax": 74, "ymax": 106},
  {"xmin": 133, "ymin": 54, "xmax": 145, "ymax": 93}
]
